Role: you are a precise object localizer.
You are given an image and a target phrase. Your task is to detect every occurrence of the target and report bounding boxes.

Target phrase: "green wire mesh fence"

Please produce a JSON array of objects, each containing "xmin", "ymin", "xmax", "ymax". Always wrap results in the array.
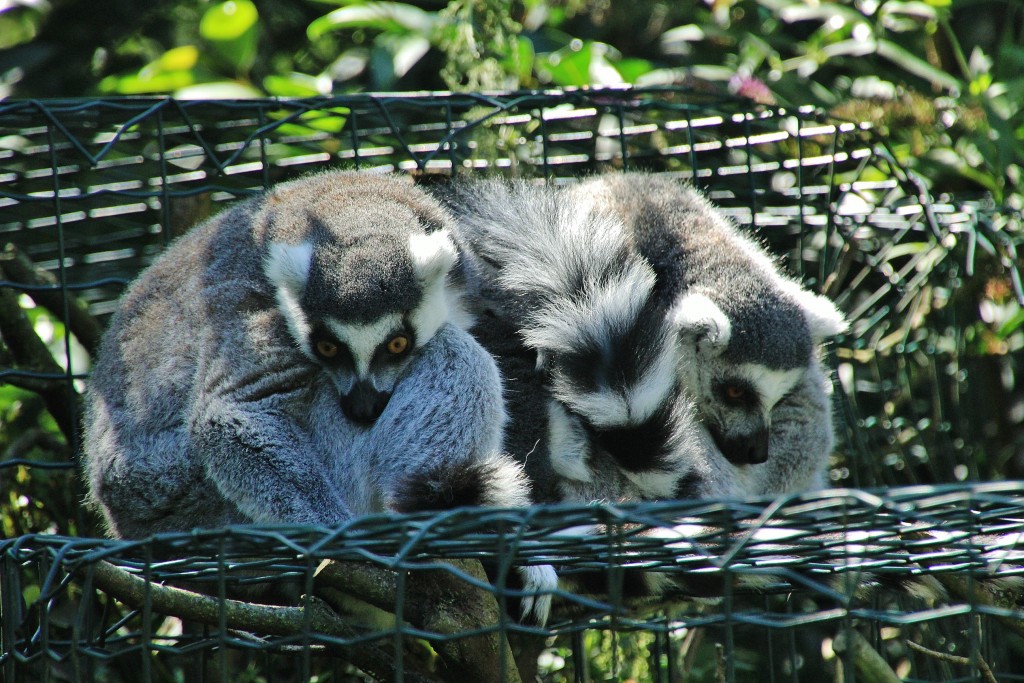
[{"xmin": 1, "ymin": 87, "xmax": 1023, "ymax": 682}]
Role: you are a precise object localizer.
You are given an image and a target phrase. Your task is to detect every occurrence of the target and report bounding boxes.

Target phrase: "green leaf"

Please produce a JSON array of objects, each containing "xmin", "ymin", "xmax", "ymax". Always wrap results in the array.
[
  {"xmin": 200, "ymin": 0, "xmax": 260, "ymax": 73},
  {"xmin": 879, "ymin": 1, "xmax": 939, "ymax": 23},
  {"xmin": 540, "ymin": 42, "xmax": 592, "ymax": 87},
  {"xmin": 307, "ymin": 2, "xmax": 436, "ymax": 40},
  {"xmin": 613, "ymin": 58, "xmax": 653, "ymax": 84},
  {"xmin": 200, "ymin": 0, "xmax": 259, "ymax": 41},
  {"xmin": 997, "ymin": 308, "xmax": 1024, "ymax": 339},
  {"xmin": 876, "ymin": 38, "xmax": 960, "ymax": 91},
  {"xmin": 505, "ymin": 36, "xmax": 535, "ymax": 86},
  {"xmin": 99, "ymin": 70, "xmax": 196, "ymax": 95},
  {"xmin": 174, "ymin": 80, "xmax": 264, "ymax": 99},
  {"xmin": 263, "ymin": 72, "xmax": 329, "ymax": 97},
  {"xmin": 156, "ymin": 45, "xmax": 200, "ymax": 72}
]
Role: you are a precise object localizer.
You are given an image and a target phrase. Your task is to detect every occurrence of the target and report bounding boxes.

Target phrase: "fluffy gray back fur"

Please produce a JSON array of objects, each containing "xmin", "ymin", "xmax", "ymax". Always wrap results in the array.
[{"xmin": 577, "ymin": 173, "xmax": 816, "ymax": 369}]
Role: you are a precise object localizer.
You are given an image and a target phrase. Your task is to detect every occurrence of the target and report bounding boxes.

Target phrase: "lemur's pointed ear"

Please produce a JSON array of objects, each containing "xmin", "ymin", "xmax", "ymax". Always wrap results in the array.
[
  {"xmin": 409, "ymin": 230, "xmax": 458, "ymax": 284},
  {"xmin": 264, "ymin": 241, "xmax": 314, "ymax": 356},
  {"xmin": 785, "ymin": 284, "xmax": 848, "ymax": 342},
  {"xmin": 264, "ymin": 242, "xmax": 313, "ymax": 296},
  {"xmin": 670, "ymin": 292, "xmax": 731, "ymax": 356}
]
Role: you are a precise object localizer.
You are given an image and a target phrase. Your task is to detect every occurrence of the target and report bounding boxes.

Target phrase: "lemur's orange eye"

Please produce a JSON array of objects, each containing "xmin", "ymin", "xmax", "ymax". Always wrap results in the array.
[
  {"xmin": 387, "ymin": 335, "xmax": 410, "ymax": 355},
  {"xmin": 315, "ymin": 340, "xmax": 338, "ymax": 358},
  {"xmin": 724, "ymin": 385, "xmax": 746, "ymax": 401}
]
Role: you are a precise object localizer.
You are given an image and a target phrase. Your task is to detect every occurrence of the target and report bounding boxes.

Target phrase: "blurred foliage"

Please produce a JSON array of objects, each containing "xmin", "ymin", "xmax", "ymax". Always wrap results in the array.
[
  {"xmin": 0, "ymin": 4, "xmax": 1022, "ymax": 680},
  {"xmin": 2, "ymin": 1, "xmax": 1022, "ymax": 203}
]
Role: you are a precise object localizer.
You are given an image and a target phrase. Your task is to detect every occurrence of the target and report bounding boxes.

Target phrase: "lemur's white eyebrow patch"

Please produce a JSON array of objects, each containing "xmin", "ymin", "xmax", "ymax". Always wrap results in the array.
[
  {"xmin": 732, "ymin": 363, "xmax": 805, "ymax": 412},
  {"xmin": 325, "ymin": 314, "xmax": 404, "ymax": 376}
]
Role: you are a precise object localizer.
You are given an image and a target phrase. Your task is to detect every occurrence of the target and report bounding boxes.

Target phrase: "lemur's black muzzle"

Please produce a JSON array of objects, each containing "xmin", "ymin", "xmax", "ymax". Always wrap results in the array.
[
  {"xmin": 341, "ymin": 380, "xmax": 391, "ymax": 423},
  {"xmin": 712, "ymin": 427, "xmax": 770, "ymax": 465}
]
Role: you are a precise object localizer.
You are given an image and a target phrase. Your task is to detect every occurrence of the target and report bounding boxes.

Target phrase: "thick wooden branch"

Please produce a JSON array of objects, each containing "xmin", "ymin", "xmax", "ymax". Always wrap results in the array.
[
  {"xmin": 0, "ymin": 243, "xmax": 104, "ymax": 356},
  {"xmin": 315, "ymin": 559, "xmax": 523, "ymax": 683},
  {"xmin": 832, "ymin": 627, "xmax": 902, "ymax": 683},
  {"xmin": 88, "ymin": 559, "xmax": 442, "ymax": 683}
]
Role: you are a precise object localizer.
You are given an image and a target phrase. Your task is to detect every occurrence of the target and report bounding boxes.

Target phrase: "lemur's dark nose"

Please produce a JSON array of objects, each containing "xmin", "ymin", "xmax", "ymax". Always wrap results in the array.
[
  {"xmin": 712, "ymin": 427, "xmax": 770, "ymax": 465},
  {"xmin": 341, "ymin": 380, "xmax": 391, "ymax": 423}
]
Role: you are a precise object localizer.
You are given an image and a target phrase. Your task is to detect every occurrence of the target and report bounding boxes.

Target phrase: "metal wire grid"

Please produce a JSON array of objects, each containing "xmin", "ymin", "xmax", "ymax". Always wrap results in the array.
[
  {"xmin": 5, "ymin": 484, "xmax": 1024, "ymax": 682},
  {"xmin": 1, "ymin": 88, "xmax": 1023, "ymax": 682}
]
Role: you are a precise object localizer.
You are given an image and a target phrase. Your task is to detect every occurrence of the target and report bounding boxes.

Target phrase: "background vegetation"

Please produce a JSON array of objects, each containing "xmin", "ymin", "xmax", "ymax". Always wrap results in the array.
[
  {"xmin": 1, "ymin": 3, "xmax": 1022, "ymax": 681},
  {"xmin": 3, "ymin": 0, "xmax": 1023, "ymax": 205}
]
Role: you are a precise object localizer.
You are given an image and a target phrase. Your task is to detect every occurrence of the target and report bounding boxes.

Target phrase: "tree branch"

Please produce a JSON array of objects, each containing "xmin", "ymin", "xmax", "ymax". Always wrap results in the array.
[
  {"xmin": 0, "ymin": 272, "xmax": 78, "ymax": 443},
  {"xmin": 0, "ymin": 243, "xmax": 104, "ymax": 356},
  {"xmin": 315, "ymin": 559, "xmax": 523, "ymax": 683},
  {"xmin": 832, "ymin": 627, "xmax": 902, "ymax": 683},
  {"xmin": 87, "ymin": 559, "xmax": 443, "ymax": 683},
  {"xmin": 905, "ymin": 640, "xmax": 999, "ymax": 683}
]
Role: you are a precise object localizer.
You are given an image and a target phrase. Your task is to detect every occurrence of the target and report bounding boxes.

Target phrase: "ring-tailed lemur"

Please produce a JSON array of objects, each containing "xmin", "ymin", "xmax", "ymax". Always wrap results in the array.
[
  {"xmin": 83, "ymin": 170, "xmax": 554, "ymax": 624},
  {"xmin": 442, "ymin": 178, "xmax": 715, "ymax": 505},
  {"xmin": 571, "ymin": 172, "xmax": 847, "ymax": 494},
  {"xmin": 443, "ymin": 175, "xmax": 843, "ymax": 504},
  {"xmin": 444, "ymin": 176, "xmax": 1017, "ymax": 611}
]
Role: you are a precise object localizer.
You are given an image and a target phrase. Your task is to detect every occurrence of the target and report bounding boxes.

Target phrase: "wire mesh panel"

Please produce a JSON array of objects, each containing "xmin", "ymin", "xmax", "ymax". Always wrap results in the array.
[{"xmin": 1, "ymin": 87, "xmax": 1023, "ymax": 682}]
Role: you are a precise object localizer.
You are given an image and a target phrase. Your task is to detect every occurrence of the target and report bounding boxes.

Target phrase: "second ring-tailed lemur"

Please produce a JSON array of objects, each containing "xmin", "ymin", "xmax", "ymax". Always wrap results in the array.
[
  {"xmin": 572, "ymin": 172, "xmax": 847, "ymax": 493},
  {"xmin": 83, "ymin": 170, "xmax": 554, "ymax": 624},
  {"xmin": 445, "ymin": 175, "xmax": 1022, "ymax": 611},
  {"xmin": 442, "ymin": 174, "xmax": 844, "ymax": 502}
]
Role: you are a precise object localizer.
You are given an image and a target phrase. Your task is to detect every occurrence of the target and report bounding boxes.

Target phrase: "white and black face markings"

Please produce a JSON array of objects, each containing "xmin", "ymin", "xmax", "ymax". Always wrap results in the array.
[
  {"xmin": 723, "ymin": 363, "xmax": 806, "ymax": 417},
  {"xmin": 309, "ymin": 313, "xmax": 416, "ymax": 390},
  {"xmin": 707, "ymin": 363, "xmax": 806, "ymax": 465}
]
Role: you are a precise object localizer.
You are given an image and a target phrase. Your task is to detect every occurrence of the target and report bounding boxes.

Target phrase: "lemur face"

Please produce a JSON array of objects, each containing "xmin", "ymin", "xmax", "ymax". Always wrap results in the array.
[
  {"xmin": 684, "ymin": 358, "xmax": 806, "ymax": 465},
  {"xmin": 265, "ymin": 230, "xmax": 462, "ymax": 423},
  {"xmin": 307, "ymin": 314, "xmax": 417, "ymax": 422},
  {"xmin": 670, "ymin": 289, "xmax": 841, "ymax": 467}
]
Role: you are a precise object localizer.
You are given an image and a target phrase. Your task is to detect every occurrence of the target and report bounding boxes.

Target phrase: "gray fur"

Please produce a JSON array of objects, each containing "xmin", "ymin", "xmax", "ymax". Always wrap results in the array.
[{"xmin": 82, "ymin": 171, "xmax": 555, "ymax": 623}]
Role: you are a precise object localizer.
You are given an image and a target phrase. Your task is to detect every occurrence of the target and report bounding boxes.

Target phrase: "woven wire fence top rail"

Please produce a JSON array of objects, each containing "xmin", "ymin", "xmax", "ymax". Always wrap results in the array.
[
  {"xmin": 0, "ymin": 88, "xmax": 872, "ymax": 307},
  {"xmin": 6, "ymin": 484, "xmax": 1024, "ymax": 683}
]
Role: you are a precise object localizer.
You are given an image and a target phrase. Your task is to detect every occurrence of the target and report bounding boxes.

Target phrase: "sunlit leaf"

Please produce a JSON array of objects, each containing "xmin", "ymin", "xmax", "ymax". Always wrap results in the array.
[
  {"xmin": 660, "ymin": 24, "xmax": 703, "ymax": 57},
  {"xmin": 99, "ymin": 71, "xmax": 196, "ymax": 95},
  {"xmin": 540, "ymin": 42, "xmax": 591, "ymax": 87},
  {"xmin": 263, "ymin": 72, "xmax": 331, "ymax": 97},
  {"xmin": 156, "ymin": 45, "xmax": 200, "ymax": 72},
  {"xmin": 876, "ymin": 39, "xmax": 960, "ymax": 91},
  {"xmin": 614, "ymin": 58, "xmax": 654, "ymax": 84},
  {"xmin": 307, "ymin": 3, "xmax": 436, "ymax": 40},
  {"xmin": 879, "ymin": 1, "xmax": 938, "ymax": 23},
  {"xmin": 174, "ymin": 80, "xmax": 263, "ymax": 99},
  {"xmin": 503, "ymin": 36, "xmax": 534, "ymax": 86},
  {"xmin": 200, "ymin": 0, "xmax": 259, "ymax": 41},
  {"xmin": 389, "ymin": 34, "xmax": 430, "ymax": 78},
  {"xmin": 997, "ymin": 308, "xmax": 1024, "ymax": 338},
  {"xmin": 201, "ymin": 0, "xmax": 260, "ymax": 73},
  {"xmin": 777, "ymin": 3, "xmax": 868, "ymax": 26}
]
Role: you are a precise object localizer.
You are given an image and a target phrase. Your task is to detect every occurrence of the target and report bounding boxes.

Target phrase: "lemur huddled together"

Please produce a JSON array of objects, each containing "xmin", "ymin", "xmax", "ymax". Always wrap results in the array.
[{"xmin": 82, "ymin": 170, "xmax": 847, "ymax": 623}]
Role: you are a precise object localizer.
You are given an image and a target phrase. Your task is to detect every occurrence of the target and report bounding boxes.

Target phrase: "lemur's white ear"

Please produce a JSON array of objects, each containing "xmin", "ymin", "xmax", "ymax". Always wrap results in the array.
[
  {"xmin": 786, "ymin": 285, "xmax": 848, "ymax": 342},
  {"xmin": 265, "ymin": 241, "xmax": 314, "ymax": 352},
  {"xmin": 670, "ymin": 292, "xmax": 731, "ymax": 356},
  {"xmin": 265, "ymin": 242, "xmax": 313, "ymax": 296},
  {"xmin": 409, "ymin": 230, "xmax": 457, "ymax": 284}
]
